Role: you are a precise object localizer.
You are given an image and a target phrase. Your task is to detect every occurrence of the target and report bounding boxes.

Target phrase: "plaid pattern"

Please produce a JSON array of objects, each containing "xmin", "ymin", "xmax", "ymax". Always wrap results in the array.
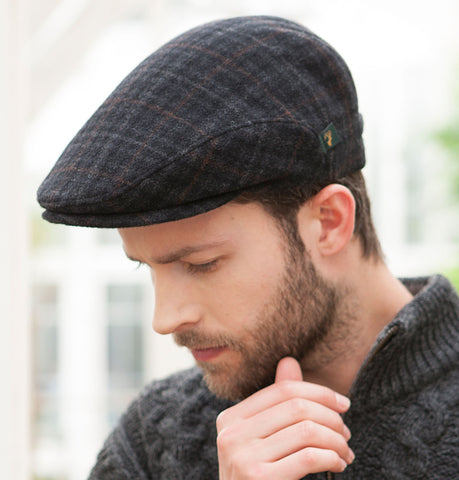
[{"xmin": 37, "ymin": 16, "xmax": 365, "ymax": 228}]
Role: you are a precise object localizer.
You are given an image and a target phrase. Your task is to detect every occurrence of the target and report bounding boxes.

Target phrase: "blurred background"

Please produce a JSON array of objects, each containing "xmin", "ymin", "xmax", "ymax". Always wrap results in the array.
[{"xmin": 1, "ymin": 0, "xmax": 458, "ymax": 479}]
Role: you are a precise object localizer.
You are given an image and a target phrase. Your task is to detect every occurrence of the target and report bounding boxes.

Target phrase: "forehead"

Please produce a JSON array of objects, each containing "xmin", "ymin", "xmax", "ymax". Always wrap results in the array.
[{"xmin": 117, "ymin": 202, "xmax": 280, "ymax": 259}]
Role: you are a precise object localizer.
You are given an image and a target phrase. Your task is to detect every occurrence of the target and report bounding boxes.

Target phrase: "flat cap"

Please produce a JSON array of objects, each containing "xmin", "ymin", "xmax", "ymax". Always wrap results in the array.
[{"xmin": 37, "ymin": 15, "xmax": 365, "ymax": 228}]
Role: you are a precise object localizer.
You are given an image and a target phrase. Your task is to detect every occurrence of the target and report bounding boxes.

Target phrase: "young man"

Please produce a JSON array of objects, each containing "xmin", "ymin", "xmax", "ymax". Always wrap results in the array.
[{"xmin": 37, "ymin": 16, "xmax": 459, "ymax": 480}]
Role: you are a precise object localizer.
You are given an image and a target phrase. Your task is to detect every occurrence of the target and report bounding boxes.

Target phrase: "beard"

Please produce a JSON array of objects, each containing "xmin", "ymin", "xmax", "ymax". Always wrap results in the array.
[{"xmin": 174, "ymin": 238, "xmax": 347, "ymax": 402}]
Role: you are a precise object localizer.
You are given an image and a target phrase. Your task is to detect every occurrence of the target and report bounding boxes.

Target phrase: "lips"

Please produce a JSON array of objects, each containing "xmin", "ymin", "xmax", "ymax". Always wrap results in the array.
[{"xmin": 191, "ymin": 346, "xmax": 227, "ymax": 361}]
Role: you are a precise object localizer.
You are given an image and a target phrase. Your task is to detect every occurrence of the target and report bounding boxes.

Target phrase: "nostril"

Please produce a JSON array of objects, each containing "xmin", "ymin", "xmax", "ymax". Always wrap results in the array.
[{"xmin": 152, "ymin": 303, "xmax": 202, "ymax": 335}]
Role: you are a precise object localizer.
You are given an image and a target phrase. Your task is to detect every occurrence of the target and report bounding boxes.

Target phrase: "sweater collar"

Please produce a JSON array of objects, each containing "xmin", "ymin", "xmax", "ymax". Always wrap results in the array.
[{"xmin": 348, "ymin": 275, "xmax": 459, "ymax": 408}]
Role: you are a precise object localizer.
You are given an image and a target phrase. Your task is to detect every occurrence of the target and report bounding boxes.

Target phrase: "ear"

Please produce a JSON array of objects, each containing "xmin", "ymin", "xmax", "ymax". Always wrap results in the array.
[{"xmin": 299, "ymin": 184, "xmax": 356, "ymax": 257}]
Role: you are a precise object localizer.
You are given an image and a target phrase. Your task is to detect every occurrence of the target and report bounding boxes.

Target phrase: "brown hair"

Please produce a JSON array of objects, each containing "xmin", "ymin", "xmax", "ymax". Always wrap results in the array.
[{"xmin": 234, "ymin": 171, "xmax": 383, "ymax": 262}]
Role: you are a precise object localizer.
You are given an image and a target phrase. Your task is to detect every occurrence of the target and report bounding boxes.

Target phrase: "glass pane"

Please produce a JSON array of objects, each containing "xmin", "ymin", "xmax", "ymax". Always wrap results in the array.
[
  {"xmin": 108, "ymin": 324, "xmax": 143, "ymax": 388},
  {"xmin": 106, "ymin": 283, "xmax": 145, "ymax": 426},
  {"xmin": 32, "ymin": 284, "xmax": 60, "ymax": 441}
]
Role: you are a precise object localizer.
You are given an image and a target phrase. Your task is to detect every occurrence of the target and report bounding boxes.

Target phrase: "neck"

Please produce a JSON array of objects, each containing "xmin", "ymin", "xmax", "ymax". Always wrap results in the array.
[{"xmin": 300, "ymin": 260, "xmax": 413, "ymax": 395}]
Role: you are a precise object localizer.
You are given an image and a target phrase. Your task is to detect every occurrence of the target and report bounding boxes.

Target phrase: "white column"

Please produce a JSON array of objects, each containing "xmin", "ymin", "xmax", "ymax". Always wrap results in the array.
[
  {"xmin": 0, "ymin": 0, "xmax": 31, "ymax": 479},
  {"xmin": 59, "ymin": 229, "xmax": 108, "ymax": 480}
]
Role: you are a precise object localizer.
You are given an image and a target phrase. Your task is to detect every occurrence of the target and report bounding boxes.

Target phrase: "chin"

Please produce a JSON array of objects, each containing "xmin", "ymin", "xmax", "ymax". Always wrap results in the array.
[
  {"xmin": 198, "ymin": 362, "xmax": 246, "ymax": 401},
  {"xmin": 202, "ymin": 371, "xmax": 238, "ymax": 401},
  {"xmin": 201, "ymin": 365, "xmax": 275, "ymax": 402}
]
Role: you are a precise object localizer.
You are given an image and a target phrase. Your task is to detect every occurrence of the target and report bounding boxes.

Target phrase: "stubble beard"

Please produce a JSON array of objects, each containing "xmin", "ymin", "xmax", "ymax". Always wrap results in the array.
[{"xmin": 174, "ymin": 241, "xmax": 350, "ymax": 402}]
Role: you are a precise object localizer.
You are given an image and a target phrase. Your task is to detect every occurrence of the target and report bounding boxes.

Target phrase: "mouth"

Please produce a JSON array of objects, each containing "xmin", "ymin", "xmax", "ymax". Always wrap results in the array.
[{"xmin": 191, "ymin": 346, "xmax": 228, "ymax": 362}]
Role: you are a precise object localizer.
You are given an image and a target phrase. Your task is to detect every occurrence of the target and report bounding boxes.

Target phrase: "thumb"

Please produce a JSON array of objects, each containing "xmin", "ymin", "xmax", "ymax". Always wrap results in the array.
[{"xmin": 275, "ymin": 357, "xmax": 303, "ymax": 383}]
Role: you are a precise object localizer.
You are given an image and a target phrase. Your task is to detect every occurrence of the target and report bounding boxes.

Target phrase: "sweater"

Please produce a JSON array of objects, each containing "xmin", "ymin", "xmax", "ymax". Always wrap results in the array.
[{"xmin": 88, "ymin": 275, "xmax": 459, "ymax": 479}]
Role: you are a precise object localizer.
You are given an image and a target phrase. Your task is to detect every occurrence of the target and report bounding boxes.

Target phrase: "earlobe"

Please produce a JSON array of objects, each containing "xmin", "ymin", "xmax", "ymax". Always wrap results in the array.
[{"xmin": 311, "ymin": 184, "xmax": 356, "ymax": 256}]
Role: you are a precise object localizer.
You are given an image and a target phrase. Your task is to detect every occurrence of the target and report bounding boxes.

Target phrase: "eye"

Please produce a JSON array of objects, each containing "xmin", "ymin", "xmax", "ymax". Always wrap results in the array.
[{"xmin": 185, "ymin": 259, "xmax": 219, "ymax": 274}]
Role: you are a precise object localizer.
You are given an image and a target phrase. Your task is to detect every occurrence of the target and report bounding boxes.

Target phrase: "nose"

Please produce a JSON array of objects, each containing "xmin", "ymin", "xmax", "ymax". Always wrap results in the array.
[{"xmin": 152, "ymin": 273, "xmax": 202, "ymax": 335}]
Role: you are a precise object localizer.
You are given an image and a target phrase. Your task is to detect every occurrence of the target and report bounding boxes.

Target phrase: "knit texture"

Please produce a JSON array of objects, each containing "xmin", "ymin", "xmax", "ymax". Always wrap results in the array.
[{"xmin": 88, "ymin": 275, "xmax": 459, "ymax": 479}]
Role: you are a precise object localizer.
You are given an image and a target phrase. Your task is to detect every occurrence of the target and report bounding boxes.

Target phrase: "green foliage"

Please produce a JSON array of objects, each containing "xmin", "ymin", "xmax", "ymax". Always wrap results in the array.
[
  {"xmin": 435, "ymin": 125, "xmax": 459, "ymax": 152},
  {"xmin": 433, "ymin": 72, "xmax": 459, "ymax": 280},
  {"xmin": 433, "ymin": 123, "xmax": 459, "ymax": 199},
  {"xmin": 444, "ymin": 265, "xmax": 459, "ymax": 292},
  {"xmin": 432, "ymin": 76, "xmax": 459, "ymax": 200}
]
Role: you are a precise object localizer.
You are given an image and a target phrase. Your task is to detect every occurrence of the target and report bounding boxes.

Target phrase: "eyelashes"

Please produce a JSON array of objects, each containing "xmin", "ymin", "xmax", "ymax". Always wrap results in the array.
[
  {"xmin": 131, "ymin": 258, "xmax": 220, "ymax": 275},
  {"xmin": 185, "ymin": 259, "xmax": 219, "ymax": 274}
]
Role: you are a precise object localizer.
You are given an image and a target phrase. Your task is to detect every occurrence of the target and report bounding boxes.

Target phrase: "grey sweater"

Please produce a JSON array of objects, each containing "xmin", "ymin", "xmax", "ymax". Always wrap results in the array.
[{"xmin": 89, "ymin": 276, "xmax": 459, "ymax": 479}]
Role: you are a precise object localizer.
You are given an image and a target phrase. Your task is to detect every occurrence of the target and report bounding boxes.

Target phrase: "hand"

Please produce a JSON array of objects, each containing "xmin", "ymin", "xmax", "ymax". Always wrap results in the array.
[{"xmin": 216, "ymin": 357, "xmax": 354, "ymax": 480}]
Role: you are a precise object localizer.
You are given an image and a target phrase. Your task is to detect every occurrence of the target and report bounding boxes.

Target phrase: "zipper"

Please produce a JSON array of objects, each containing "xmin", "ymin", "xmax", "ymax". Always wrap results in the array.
[
  {"xmin": 352, "ymin": 323, "xmax": 401, "ymax": 389},
  {"xmin": 324, "ymin": 324, "xmax": 401, "ymax": 480}
]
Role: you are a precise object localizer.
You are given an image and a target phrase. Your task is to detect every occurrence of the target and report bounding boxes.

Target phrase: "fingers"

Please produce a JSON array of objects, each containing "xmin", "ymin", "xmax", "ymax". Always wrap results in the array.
[
  {"xmin": 270, "ymin": 447, "xmax": 349, "ymax": 477},
  {"xmin": 258, "ymin": 419, "xmax": 354, "ymax": 465},
  {"xmin": 217, "ymin": 357, "xmax": 354, "ymax": 480},
  {"xmin": 233, "ymin": 397, "xmax": 349, "ymax": 441},
  {"xmin": 218, "ymin": 424, "xmax": 352, "ymax": 480},
  {"xmin": 217, "ymin": 377, "xmax": 350, "ymax": 431},
  {"xmin": 275, "ymin": 357, "xmax": 303, "ymax": 383}
]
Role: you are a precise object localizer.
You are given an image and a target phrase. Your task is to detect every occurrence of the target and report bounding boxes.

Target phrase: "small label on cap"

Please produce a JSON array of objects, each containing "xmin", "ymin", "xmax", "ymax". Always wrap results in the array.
[{"xmin": 319, "ymin": 123, "xmax": 341, "ymax": 152}]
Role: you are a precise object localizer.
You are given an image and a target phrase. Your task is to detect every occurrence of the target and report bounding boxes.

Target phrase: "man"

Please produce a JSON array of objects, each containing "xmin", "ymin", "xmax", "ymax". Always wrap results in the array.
[{"xmin": 37, "ymin": 16, "xmax": 459, "ymax": 480}]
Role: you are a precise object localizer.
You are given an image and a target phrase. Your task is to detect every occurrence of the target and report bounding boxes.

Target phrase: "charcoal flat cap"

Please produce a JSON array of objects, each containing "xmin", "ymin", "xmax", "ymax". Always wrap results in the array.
[{"xmin": 37, "ymin": 15, "xmax": 365, "ymax": 228}]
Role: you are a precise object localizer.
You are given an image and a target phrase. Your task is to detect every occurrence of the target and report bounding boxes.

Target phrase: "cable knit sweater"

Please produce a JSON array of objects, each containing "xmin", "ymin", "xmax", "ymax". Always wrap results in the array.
[{"xmin": 88, "ymin": 275, "xmax": 459, "ymax": 479}]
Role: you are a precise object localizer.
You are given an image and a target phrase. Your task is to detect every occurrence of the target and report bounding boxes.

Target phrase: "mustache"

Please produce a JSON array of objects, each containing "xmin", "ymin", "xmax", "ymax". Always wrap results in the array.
[{"xmin": 174, "ymin": 330, "xmax": 240, "ymax": 350}]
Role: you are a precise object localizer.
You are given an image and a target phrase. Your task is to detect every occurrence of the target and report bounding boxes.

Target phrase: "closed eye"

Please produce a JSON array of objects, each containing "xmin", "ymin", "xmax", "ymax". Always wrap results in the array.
[{"xmin": 185, "ymin": 259, "xmax": 219, "ymax": 275}]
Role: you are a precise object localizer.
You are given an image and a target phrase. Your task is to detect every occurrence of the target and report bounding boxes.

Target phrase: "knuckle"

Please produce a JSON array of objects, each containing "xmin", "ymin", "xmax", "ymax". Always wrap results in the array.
[
  {"xmin": 299, "ymin": 449, "xmax": 343, "ymax": 473},
  {"xmin": 298, "ymin": 448, "xmax": 316, "ymax": 469},
  {"xmin": 317, "ymin": 386, "xmax": 336, "ymax": 406},
  {"xmin": 288, "ymin": 397, "xmax": 309, "ymax": 419},
  {"xmin": 336, "ymin": 435, "xmax": 350, "ymax": 458},
  {"xmin": 331, "ymin": 451, "xmax": 346, "ymax": 472},
  {"xmin": 327, "ymin": 450, "xmax": 341, "ymax": 465},
  {"xmin": 216, "ymin": 426, "xmax": 237, "ymax": 452},
  {"xmin": 216, "ymin": 409, "xmax": 231, "ymax": 432},
  {"xmin": 276, "ymin": 379, "xmax": 296, "ymax": 398},
  {"xmin": 329, "ymin": 411, "xmax": 345, "ymax": 432},
  {"xmin": 299, "ymin": 419, "xmax": 316, "ymax": 440}
]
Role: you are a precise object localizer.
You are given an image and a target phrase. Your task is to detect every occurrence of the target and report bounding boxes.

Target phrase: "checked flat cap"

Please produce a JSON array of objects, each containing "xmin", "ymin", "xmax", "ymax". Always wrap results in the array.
[{"xmin": 37, "ymin": 15, "xmax": 365, "ymax": 228}]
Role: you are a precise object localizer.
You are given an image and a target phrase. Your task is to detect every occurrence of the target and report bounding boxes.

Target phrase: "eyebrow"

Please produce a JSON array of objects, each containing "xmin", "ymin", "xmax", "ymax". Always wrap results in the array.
[{"xmin": 123, "ymin": 241, "xmax": 227, "ymax": 265}]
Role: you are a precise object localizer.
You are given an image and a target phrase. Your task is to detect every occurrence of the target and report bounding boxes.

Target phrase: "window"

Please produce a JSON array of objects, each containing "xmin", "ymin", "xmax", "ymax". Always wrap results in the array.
[
  {"xmin": 32, "ymin": 284, "xmax": 61, "ymax": 442},
  {"xmin": 106, "ymin": 284, "xmax": 145, "ymax": 426}
]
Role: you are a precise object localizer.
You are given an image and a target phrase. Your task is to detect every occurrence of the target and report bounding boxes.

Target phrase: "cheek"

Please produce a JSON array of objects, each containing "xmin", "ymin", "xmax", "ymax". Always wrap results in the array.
[{"xmin": 205, "ymin": 258, "xmax": 284, "ymax": 332}]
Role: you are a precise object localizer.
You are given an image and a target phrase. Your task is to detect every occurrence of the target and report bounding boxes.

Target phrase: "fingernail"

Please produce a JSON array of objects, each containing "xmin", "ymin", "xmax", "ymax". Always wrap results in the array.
[
  {"xmin": 339, "ymin": 459, "xmax": 347, "ymax": 471},
  {"xmin": 347, "ymin": 448, "xmax": 355, "ymax": 464},
  {"xmin": 343, "ymin": 424, "xmax": 352, "ymax": 440},
  {"xmin": 336, "ymin": 393, "xmax": 351, "ymax": 410}
]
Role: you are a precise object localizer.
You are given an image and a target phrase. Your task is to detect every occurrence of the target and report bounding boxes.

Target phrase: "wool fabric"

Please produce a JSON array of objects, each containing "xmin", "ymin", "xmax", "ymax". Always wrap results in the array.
[{"xmin": 37, "ymin": 16, "xmax": 364, "ymax": 228}]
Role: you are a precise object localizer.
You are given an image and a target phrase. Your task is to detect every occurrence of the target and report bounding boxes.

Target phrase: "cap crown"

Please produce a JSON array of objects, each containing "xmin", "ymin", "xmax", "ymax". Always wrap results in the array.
[{"xmin": 37, "ymin": 15, "xmax": 364, "ymax": 227}]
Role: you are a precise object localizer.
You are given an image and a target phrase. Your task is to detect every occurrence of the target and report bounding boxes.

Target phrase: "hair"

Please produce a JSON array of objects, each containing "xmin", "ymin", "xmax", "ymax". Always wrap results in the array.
[{"xmin": 234, "ymin": 171, "xmax": 383, "ymax": 262}]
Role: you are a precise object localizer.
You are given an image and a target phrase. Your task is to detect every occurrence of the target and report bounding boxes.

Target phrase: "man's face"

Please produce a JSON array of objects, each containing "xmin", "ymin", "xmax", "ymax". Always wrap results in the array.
[{"xmin": 119, "ymin": 202, "xmax": 341, "ymax": 401}]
